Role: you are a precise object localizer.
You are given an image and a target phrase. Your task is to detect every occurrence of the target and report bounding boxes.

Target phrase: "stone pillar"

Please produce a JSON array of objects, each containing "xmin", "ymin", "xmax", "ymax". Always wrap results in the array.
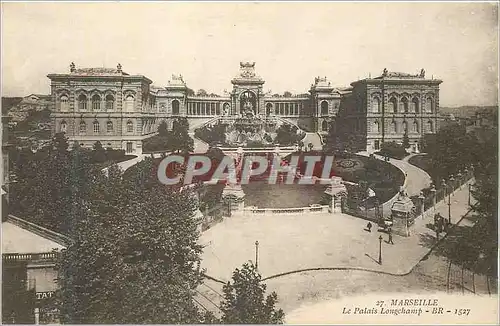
[
  {"xmin": 222, "ymin": 184, "xmax": 245, "ymax": 215},
  {"xmin": 34, "ymin": 308, "xmax": 40, "ymax": 325},
  {"xmin": 418, "ymin": 191, "xmax": 425, "ymax": 218}
]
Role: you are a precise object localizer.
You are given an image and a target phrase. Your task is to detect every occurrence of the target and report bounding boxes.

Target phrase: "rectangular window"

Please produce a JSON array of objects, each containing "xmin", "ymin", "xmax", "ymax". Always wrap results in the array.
[{"xmin": 126, "ymin": 142, "xmax": 133, "ymax": 153}]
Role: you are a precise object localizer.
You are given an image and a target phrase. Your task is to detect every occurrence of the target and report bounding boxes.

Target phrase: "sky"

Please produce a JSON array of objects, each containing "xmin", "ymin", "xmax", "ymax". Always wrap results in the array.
[{"xmin": 1, "ymin": 2, "xmax": 498, "ymax": 107}]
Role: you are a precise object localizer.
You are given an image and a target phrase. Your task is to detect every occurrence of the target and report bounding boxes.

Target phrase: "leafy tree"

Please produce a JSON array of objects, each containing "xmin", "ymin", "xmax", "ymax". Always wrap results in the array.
[
  {"xmin": 57, "ymin": 162, "xmax": 206, "ymax": 324},
  {"xmin": 53, "ymin": 132, "xmax": 69, "ymax": 153},
  {"xmin": 274, "ymin": 124, "xmax": 303, "ymax": 146},
  {"xmin": 186, "ymin": 88, "xmax": 196, "ymax": 96},
  {"xmin": 171, "ymin": 118, "xmax": 194, "ymax": 153},
  {"xmin": 402, "ymin": 130, "xmax": 410, "ymax": 149},
  {"xmin": 298, "ymin": 140, "xmax": 304, "ymax": 152},
  {"xmin": 424, "ymin": 122, "xmax": 476, "ymax": 185},
  {"xmin": 194, "ymin": 123, "xmax": 227, "ymax": 145},
  {"xmin": 158, "ymin": 120, "xmax": 170, "ymax": 137},
  {"xmin": 92, "ymin": 141, "xmax": 106, "ymax": 163},
  {"xmin": 323, "ymin": 127, "xmax": 359, "ymax": 154},
  {"xmin": 283, "ymin": 91, "xmax": 292, "ymax": 97},
  {"xmin": 379, "ymin": 142, "xmax": 407, "ymax": 160},
  {"xmin": 197, "ymin": 89, "xmax": 208, "ymax": 96},
  {"xmin": 9, "ymin": 134, "xmax": 96, "ymax": 234},
  {"xmin": 469, "ymin": 112, "xmax": 498, "ymax": 275},
  {"xmin": 218, "ymin": 262, "xmax": 285, "ymax": 324}
]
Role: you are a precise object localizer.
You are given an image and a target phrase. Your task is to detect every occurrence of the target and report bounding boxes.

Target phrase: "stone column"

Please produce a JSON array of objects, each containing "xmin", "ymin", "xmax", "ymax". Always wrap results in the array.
[
  {"xmin": 430, "ymin": 184, "xmax": 436, "ymax": 208},
  {"xmin": 418, "ymin": 191, "xmax": 425, "ymax": 218}
]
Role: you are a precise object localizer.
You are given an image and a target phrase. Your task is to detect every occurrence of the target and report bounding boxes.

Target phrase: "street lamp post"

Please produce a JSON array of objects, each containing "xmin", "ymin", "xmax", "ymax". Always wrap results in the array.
[
  {"xmin": 255, "ymin": 240, "xmax": 259, "ymax": 270},
  {"xmin": 430, "ymin": 184, "xmax": 437, "ymax": 214},
  {"xmin": 448, "ymin": 176, "xmax": 454, "ymax": 225},
  {"xmin": 378, "ymin": 235, "xmax": 383, "ymax": 265},
  {"xmin": 468, "ymin": 183, "xmax": 472, "ymax": 207},
  {"xmin": 449, "ymin": 175, "xmax": 455, "ymax": 195},
  {"xmin": 441, "ymin": 179, "xmax": 447, "ymax": 202}
]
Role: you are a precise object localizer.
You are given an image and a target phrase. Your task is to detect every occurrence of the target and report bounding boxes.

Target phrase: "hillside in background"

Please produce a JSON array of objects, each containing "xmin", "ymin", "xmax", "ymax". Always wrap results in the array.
[
  {"xmin": 2, "ymin": 97, "xmax": 23, "ymax": 114},
  {"xmin": 440, "ymin": 105, "xmax": 498, "ymax": 119}
]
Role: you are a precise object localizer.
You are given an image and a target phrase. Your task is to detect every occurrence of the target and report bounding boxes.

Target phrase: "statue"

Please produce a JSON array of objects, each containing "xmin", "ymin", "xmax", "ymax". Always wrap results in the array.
[
  {"xmin": 382, "ymin": 68, "xmax": 388, "ymax": 77},
  {"xmin": 117, "ymin": 63, "xmax": 122, "ymax": 72},
  {"xmin": 243, "ymin": 99, "xmax": 254, "ymax": 116},
  {"xmin": 70, "ymin": 62, "xmax": 76, "ymax": 72},
  {"xmin": 420, "ymin": 68, "xmax": 425, "ymax": 78},
  {"xmin": 240, "ymin": 62, "xmax": 256, "ymax": 78}
]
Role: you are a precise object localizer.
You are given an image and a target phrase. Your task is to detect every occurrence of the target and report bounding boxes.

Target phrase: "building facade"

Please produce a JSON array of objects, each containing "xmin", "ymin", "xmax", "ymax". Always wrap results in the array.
[
  {"xmin": 48, "ymin": 63, "xmax": 156, "ymax": 154},
  {"xmin": 49, "ymin": 63, "xmax": 441, "ymax": 154},
  {"xmin": 337, "ymin": 69, "xmax": 442, "ymax": 153}
]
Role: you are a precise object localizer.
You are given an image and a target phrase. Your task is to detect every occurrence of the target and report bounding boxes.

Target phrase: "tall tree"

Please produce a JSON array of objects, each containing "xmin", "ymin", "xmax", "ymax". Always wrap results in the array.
[
  {"xmin": 9, "ymin": 133, "xmax": 96, "ymax": 234},
  {"xmin": 402, "ymin": 130, "xmax": 410, "ymax": 149},
  {"xmin": 197, "ymin": 89, "xmax": 208, "ymax": 96},
  {"xmin": 158, "ymin": 120, "xmax": 170, "ymax": 137},
  {"xmin": 469, "ymin": 111, "xmax": 498, "ymax": 274},
  {"xmin": 171, "ymin": 118, "xmax": 194, "ymax": 153},
  {"xmin": 57, "ymin": 163, "xmax": 206, "ymax": 324},
  {"xmin": 219, "ymin": 262, "xmax": 285, "ymax": 324},
  {"xmin": 92, "ymin": 140, "xmax": 106, "ymax": 163},
  {"xmin": 425, "ymin": 121, "xmax": 476, "ymax": 185}
]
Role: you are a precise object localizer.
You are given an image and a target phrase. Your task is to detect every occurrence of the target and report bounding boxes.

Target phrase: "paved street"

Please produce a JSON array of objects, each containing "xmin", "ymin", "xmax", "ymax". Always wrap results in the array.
[{"xmin": 200, "ymin": 180, "xmax": 475, "ymax": 282}]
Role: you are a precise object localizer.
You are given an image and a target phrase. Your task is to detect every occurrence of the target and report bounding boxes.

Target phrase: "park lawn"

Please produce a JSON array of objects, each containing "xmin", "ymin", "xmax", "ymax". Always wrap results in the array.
[{"xmin": 408, "ymin": 154, "xmax": 433, "ymax": 176}]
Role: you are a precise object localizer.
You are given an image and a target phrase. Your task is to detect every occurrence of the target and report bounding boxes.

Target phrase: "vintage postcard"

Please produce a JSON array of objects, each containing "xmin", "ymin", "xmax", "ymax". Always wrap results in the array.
[{"xmin": 1, "ymin": 1, "xmax": 498, "ymax": 324}]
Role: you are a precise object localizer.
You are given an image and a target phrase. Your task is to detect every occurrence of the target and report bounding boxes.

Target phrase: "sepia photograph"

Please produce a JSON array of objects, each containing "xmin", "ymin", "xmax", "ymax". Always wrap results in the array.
[{"xmin": 1, "ymin": 1, "xmax": 498, "ymax": 324}]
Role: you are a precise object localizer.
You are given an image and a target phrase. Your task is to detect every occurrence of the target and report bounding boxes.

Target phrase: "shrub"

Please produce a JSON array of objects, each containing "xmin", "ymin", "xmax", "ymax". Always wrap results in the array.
[{"xmin": 378, "ymin": 141, "xmax": 407, "ymax": 160}]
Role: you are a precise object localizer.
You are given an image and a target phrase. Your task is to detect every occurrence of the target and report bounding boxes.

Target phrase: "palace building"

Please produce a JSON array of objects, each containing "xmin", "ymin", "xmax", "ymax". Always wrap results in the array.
[
  {"xmin": 48, "ymin": 62, "xmax": 442, "ymax": 154},
  {"xmin": 337, "ymin": 68, "xmax": 442, "ymax": 153}
]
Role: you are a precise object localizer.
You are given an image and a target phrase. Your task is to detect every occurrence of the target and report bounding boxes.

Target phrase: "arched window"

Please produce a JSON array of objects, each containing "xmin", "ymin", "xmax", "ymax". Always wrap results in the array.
[
  {"xmin": 107, "ymin": 120, "xmax": 113, "ymax": 133},
  {"xmin": 321, "ymin": 120, "xmax": 328, "ymax": 132},
  {"xmin": 426, "ymin": 97, "xmax": 434, "ymax": 113},
  {"xmin": 413, "ymin": 120, "xmax": 419, "ymax": 133},
  {"xmin": 372, "ymin": 97, "xmax": 380, "ymax": 113},
  {"xmin": 428, "ymin": 120, "xmax": 434, "ymax": 132},
  {"xmin": 388, "ymin": 97, "xmax": 397, "ymax": 113},
  {"xmin": 373, "ymin": 120, "xmax": 380, "ymax": 133},
  {"xmin": 402, "ymin": 121, "xmax": 408, "ymax": 132},
  {"xmin": 321, "ymin": 101, "xmax": 329, "ymax": 115},
  {"xmin": 401, "ymin": 97, "xmax": 409, "ymax": 113},
  {"xmin": 60, "ymin": 95, "xmax": 69, "ymax": 111},
  {"xmin": 93, "ymin": 121, "xmax": 100, "ymax": 133},
  {"xmin": 223, "ymin": 103, "xmax": 230, "ymax": 115},
  {"xmin": 78, "ymin": 94, "xmax": 87, "ymax": 111},
  {"xmin": 60, "ymin": 120, "xmax": 67, "ymax": 133},
  {"xmin": 390, "ymin": 120, "xmax": 397, "ymax": 133},
  {"xmin": 412, "ymin": 97, "xmax": 419, "ymax": 113},
  {"xmin": 79, "ymin": 121, "xmax": 86, "ymax": 134},
  {"xmin": 127, "ymin": 120, "xmax": 133, "ymax": 133},
  {"xmin": 92, "ymin": 94, "xmax": 101, "ymax": 111},
  {"xmin": 105, "ymin": 94, "xmax": 114, "ymax": 111},
  {"xmin": 172, "ymin": 100, "xmax": 180, "ymax": 115},
  {"xmin": 266, "ymin": 103, "xmax": 273, "ymax": 116},
  {"xmin": 125, "ymin": 95, "xmax": 135, "ymax": 112}
]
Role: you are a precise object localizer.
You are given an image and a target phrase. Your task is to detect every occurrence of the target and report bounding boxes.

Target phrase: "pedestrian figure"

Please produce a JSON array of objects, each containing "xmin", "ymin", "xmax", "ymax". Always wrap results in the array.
[
  {"xmin": 387, "ymin": 227, "xmax": 394, "ymax": 244},
  {"xmin": 366, "ymin": 222, "xmax": 372, "ymax": 232}
]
